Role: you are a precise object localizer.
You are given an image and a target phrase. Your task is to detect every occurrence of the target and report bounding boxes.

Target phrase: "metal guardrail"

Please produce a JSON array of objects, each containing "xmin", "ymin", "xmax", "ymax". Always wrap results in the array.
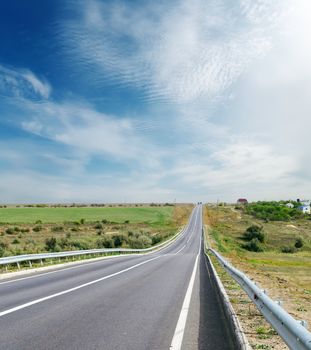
[
  {"xmin": 0, "ymin": 226, "xmax": 185, "ymax": 270},
  {"xmin": 208, "ymin": 247, "xmax": 311, "ymax": 350}
]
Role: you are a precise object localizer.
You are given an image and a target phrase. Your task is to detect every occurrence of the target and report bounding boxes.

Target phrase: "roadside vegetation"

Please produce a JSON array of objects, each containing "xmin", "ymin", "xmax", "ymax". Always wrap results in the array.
[
  {"xmin": 204, "ymin": 203, "xmax": 311, "ymax": 350},
  {"xmin": 244, "ymin": 201, "xmax": 302, "ymax": 221},
  {"xmin": 0, "ymin": 204, "xmax": 192, "ymax": 258}
]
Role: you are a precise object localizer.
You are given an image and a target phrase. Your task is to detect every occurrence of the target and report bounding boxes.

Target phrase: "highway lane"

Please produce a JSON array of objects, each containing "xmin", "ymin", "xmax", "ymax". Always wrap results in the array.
[{"xmin": 0, "ymin": 205, "xmax": 235, "ymax": 349}]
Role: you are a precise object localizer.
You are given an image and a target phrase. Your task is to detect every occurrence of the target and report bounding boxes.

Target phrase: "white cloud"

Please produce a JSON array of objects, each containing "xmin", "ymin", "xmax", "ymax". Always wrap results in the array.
[
  {"xmin": 60, "ymin": 0, "xmax": 279, "ymax": 103},
  {"xmin": 21, "ymin": 71, "xmax": 51, "ymax": 99},
  {"xmin": 2, "ymin": 0, "xmax": 311, "ymax": 203},
  {"xmin": 20, "ymin": 100, "xmax": 162, "ymax": 168},
  {"xmin": 0, "ymin": 64, "xmax": 51, "ymax": 99}
]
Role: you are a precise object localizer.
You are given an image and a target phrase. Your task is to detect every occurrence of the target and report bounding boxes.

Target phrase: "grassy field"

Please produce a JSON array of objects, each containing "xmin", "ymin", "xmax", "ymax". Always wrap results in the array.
[
  {"xmin": 204, "ymin": 204, "xmax": 311, "ymax": 349},
  {"xmin": 0, "ymin": 206, "xmax": 174, "ymax": 224},
  {"xmin": 0, "ymin": 205, "xmax": 192, "ymax": 260}
]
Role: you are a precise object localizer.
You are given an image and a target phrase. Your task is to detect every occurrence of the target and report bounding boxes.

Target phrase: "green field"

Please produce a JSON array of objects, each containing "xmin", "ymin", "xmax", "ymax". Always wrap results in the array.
[
  {"xmin": 0, "ymin": 205, "xmax": 192, "ymax": 259},
  {"xmin": 0, "ymin": 206, "xmax": 174, "ymax": 224}
]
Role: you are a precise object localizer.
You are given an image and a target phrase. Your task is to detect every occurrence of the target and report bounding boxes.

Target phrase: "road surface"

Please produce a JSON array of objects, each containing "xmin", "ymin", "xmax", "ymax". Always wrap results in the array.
[{"xmin": 0, "ymin": 205, "xmax": 236, "ymax": 349}]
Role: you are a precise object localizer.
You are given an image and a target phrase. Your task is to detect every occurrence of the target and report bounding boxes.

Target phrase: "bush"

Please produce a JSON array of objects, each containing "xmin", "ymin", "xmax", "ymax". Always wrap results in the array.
[
  {"xmin": 80, "ymin": 218, "xmax": 85, "ymax": 224},
  {"xmin": 21, "ymin": 228, "xmax": 30, "ymax": 233},
  {"xmin": 102, "ymin": 219, "xmax": 109, "ymax": 224},
  {"xmin": 151, "ymin": 235, "xmax": 161, "ymax": 245},
  {"xmin": 112, "ymin": 234, "xmax": 127, "ymax": 247},
  {"xmin": 5, "ymin": 228, "xmax": 14, "ymax": 235},
  {"xmin": 0, "ymin": 241, "xmax": 8, "ymax": 257},
  {"xmin": 12, "ymin": 238, "xmax": 20, "ymax": 244},
  {"xmin": 71, "ymin": 241, "xmax": 89, "ymax": 250},
  {"xmin": 97, "ymin": 237, "xmax": 114, "ymax": 248},
  {"xmin": 33, "ymin": 226, "xmax": 42, "ymax": 232},
  {"xmin": 124, "ymin": 220, "xmax": 130, "ymax": 224},
  {"xmin": 58, "ymin": 238, "xmax": 70, "ymax": 249},
  {"xmin": 45, "ymin": 237, "xmax": 57, "ymax": 251},
  {"xmin": 51, "ymin": 226, "xmax": 64, "ymax": 232},
  {"xmin": 295, "ymin": 237, "xmax": 304, "ymax": 249},
  {"xmin": 94, "ymin": 223, "xmax": 103, "ymax": 230},
  {"xmin": 244, "ymin": 225, "xmax": 265, "ymax": 242},
  {"xmin": 35, "ymin": 220, "xmax": 42, "ymax": 224},
  {"xmin": 281, "ymin": 246, "xmax": 296, "ymax": 253},
  {"xmin": 242, "ymin": 238, "xmax": 264, "ymax": 252},
  {"xmin": 129, "ymin": 235, "xmax": 152, "ymax": 249}
]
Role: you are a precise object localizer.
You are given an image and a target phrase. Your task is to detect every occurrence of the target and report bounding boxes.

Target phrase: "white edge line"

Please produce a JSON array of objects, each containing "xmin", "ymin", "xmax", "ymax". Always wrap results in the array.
[
  {"xmin": 170, "ymin": 232, "xmax": 202, "ymax": 350},
  {"xmin": 0, "ymin": 255, "xmax": 162, "ymax": 318}
]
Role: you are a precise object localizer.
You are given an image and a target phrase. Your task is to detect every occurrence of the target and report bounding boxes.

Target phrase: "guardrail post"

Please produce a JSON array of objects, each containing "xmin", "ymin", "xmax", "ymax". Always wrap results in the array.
[
  {"xmin": 28, "ymin": 261, "xmax": 32, "ymax": 268},
  {"xmin": 17, "ymin": 262, "xmax": 20, "ymax": 270},
  {"xmin": 40, "ymin": 259, "xmax": 43, "ymax": 266},
  {"xmin": 299, "ymin": 320, "xmax": 309, "ymax": 330}
]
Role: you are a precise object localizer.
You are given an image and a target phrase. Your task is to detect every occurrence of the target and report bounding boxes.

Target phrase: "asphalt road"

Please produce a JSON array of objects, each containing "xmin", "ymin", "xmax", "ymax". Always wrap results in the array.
[{"xmin": 0, "ymin": 205, "xmax": 236, "ymax": 349}]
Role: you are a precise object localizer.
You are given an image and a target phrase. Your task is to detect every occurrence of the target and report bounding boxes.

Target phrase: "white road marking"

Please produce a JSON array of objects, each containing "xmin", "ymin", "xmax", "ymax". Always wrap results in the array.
[
  {"xmin": 174, "ymin": 245, "xmax": 186, "ymax": 255},
  {"xmin": 0, "ymin": 255, "xmax": 162, "ymax": 318},
  {"xmin": 0, "ymin": 254, "xmax": 138, "ymax": 286},
  {"xmin": 170, "ymin": 234, "xmax": 201, "ymax": 350}
]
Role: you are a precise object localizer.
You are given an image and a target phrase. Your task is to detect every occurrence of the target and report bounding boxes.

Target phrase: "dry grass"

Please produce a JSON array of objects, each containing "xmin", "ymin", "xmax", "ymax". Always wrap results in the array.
[{"xmin": 204, "ymin": 204, "xmax": 311, "ymax": 350}]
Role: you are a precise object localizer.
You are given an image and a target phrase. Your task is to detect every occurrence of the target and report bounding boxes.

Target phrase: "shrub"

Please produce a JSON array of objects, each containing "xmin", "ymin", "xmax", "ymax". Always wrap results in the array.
[
  {"xmin": 0, "ymin": 241, "xmax": 8, "ymax": 257},
  {"xmin": 58, "ymin": 238, "xmax": 70, "ymax": 249},
  {"xmin": 51, "ymin": 226, "xmax": 64, "ymax": 232},
  {"xmin": 80, "ymin": 218, "xmax": 85, "ymax": 224},
  {"xmin": 295, "ymin": 237, "xmax": 304, "ymax": 249},
  {"xmin": 12, "ymin": 238, "xmax": 20, "ymax": 244},
  {"xmin": 97, "ymin": 237, "xmax": 114, "ymax": 248},
  {"xmin": 94, "ymin": 223, "xmax": 103, "ymax": 229},
  {"xmin": 151, "ymin": 235, "xmax": 161, "ymax": 245},
  {"xmin": 112, "ymin": 234, "xmax": 126, "ymax": 247},
  {"xmin": 35, "ymin": 220, "xmax": 42, "ymax": 224},
  {"xmin": 244, "ymin": 225, "xmax": 265, "ymax": 242},
  {"xmin": 102, "ymin": 219, "xmax": 109, "ymax": 224},
  {"xmin": 71, "ymin": 241, "xmax": 90, "ymax": 250},
  {"xmin": 124, "ymin": 220, "xmax": 130, "ymax": 224},
  {"xmin": 129, "ymin": 235, "xmax": 152, "ymax": 249},
  {"xmin": 45, "ymin": 237, "xmax": 57, "ymax": 251},
  {"xmin": 242, "ymin": 238, "xmax": 264, "ymax": 252},
  {"xmin": 33, "ymin": 226, "xmax": 42, "ymax": 232},
  {"xmin": 21, "ymin": 228, "xmax": 30, "ymax": 233},
  {"xmin": 281, "ymin": 246, "xmax": 296, "ymax": 253},
  {"xmin": 5, "ymin": 228, "xmax": 14, "ymax": 235}
]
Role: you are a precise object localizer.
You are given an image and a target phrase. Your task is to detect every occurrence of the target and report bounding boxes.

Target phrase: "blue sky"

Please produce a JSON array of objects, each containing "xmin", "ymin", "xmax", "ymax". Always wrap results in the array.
[{"xmin": 1, "ymin": 0, "xmax": 311, "ymax": 203}]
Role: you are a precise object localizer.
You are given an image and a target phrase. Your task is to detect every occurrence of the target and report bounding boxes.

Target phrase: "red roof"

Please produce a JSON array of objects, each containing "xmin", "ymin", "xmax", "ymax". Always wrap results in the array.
[{"xmin": 237, "ymin": 198, "xmax": 248, "ymax": 203}]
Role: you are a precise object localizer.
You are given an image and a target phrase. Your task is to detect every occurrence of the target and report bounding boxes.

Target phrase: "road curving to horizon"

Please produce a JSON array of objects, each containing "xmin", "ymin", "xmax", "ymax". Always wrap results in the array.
[{"xmin": 0, "ymin": 205, "xmax": 236, "ymax": 349}]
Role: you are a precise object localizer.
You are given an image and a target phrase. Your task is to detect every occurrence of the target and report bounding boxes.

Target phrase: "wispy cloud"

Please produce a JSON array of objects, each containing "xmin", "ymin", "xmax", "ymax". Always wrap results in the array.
[
  {"xmin": 0, "ymin": 64, "xmax": 51, "ymax": 100},
  {"xmin": 1, "ymin": 0, "xmax": 311, "ymax": 203},
  {"xmin": 59, "ymin": 0, "xmax": 284, "ymax": 103}
]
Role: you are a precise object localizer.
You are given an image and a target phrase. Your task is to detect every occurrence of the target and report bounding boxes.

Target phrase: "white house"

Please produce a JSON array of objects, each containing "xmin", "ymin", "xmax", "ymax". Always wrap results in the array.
[
  {"xmin": 286, "ymin": 203, "xmax": 294, "ymax": 208},
  {"xmin": 299, "ymin": 205, "xmax": 311, "ymax": 214}
]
